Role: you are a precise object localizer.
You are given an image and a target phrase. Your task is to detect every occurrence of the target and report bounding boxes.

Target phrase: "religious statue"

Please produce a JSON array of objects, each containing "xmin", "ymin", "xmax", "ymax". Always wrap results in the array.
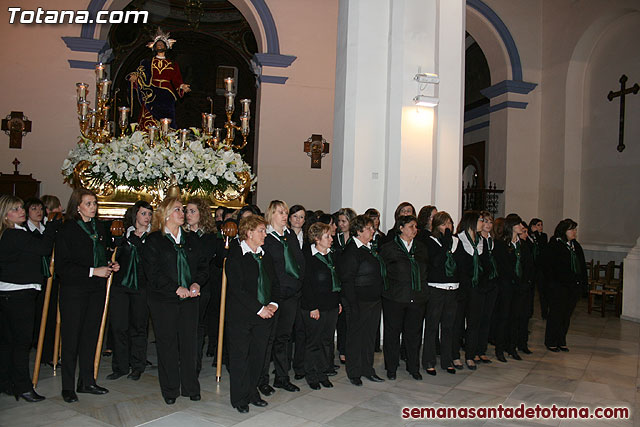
[{"xmin": 128, "ymin": 28, "xmax": 191, "ymax": 131}]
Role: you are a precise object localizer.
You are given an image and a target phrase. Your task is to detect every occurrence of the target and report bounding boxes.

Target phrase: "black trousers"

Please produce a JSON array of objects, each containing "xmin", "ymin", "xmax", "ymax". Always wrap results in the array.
[
  {"xmin": 196, "ymin": 291, "xmax": 211, "ymax": 374},
  {"xmin": 302, "ymin": 308, "xmax": 338, "ymax": 384},
  {"xmin": 345, "ymin": 299, "xmax": 381, "ymax": 379},
  {"xmin": 382, "ymin": 298, "xmax": 425, "ymax": 375},
  {"xmin": 227, "ymin": 311, "xmax": 273, "ymax": 408},
  {"xmin": 148, "ymin": 297, "xmax": 199, "ymax": 399},
  {"xmin": 59, "ymin": 287, "xmax": 104, "ymax": 391},
  {"xmin": 0, "ymin": 289, "xmax": 38, "ymax": 394},
  {"xmin": 270, "ymin": 294, "xmax": 299, "ymax": 383},
  {"xmin": 545, "ymin": 284, "xmax": 580, "ymax": 348},
  {"xmin": 494, "ymin": 283, "xmax": 528, "ymax": 354},
  {"xmin": 109, "ymin": 287, "xmax": 148, "ymax": 374},
  {"xmin": 422, "ymin": 287, "xmax": 457, "ymax": 369},
  {"xmin": 474, "ymin": 286, "xmax": 498, "ymax": 357},
  {"xmin": 336, "ymin": 310, "xmax": 347, "ymax": 356},
  {"xmin": 518, "ymin": 286, "xmax": 533, "ymax": 349},
  {"xmin": 451, "ymin": 294, "xmax": 468, "ymax": 361}
]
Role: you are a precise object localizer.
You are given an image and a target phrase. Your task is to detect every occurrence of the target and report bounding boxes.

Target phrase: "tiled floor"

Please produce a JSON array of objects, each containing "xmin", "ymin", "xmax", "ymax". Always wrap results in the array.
[{"xmin": 1, "ymin": 299, "xmax": 638, "ymax": 426}]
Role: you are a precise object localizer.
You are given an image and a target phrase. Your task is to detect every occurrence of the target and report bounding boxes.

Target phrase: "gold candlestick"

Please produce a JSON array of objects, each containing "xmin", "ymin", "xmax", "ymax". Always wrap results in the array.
[{"xmin": 118, "ymin": 107, "xmax": 130, "ymax": 137}]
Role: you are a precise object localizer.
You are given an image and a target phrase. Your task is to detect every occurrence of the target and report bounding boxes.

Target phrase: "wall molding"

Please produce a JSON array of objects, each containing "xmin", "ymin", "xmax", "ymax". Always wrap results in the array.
[
  {"xmin": 480, "ymin": 80, "xmax": 537, "ymax": 99},
  {"xmin": 259, "ymin": 75, "xmax": 288, "ymax": 84},
  {"xmin": 464, "ymin": 120, "xmax": 490, "ymax": 134},
  {"xmin": 68, "ymin": 60, "xmax": 98, "ymax": 69}
]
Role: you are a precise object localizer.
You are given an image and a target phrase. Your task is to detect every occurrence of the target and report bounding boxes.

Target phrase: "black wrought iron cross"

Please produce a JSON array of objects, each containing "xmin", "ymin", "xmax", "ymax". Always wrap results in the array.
[{"xmin": 607, "ymin": 74, "xmax": 639, "ymax": 152}]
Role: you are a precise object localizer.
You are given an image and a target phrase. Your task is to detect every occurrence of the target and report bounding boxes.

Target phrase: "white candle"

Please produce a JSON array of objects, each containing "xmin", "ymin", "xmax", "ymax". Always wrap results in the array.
[
  {"xmin": 224, "ymin": 77, "xmax": 234, "ymax": 92},
  {"xmin": 78, "ymin": 101, "xmax": 90, "ymax": 118},
  {"xmin": 89, "ymin": 109, "xmax": 97, "ymax": 129},
  {"xmin": 95, "ymin": 63, "xmax": 105, "ymax": 81},
  {"xmin": 102, "ymin": 105, "xmax": 110, "ymax": 121},
  {"xmin": 100, "ymin": 79, "xmax": 111, "ymax": 100},
  {"xmin": 225, "ymin": 93, "xmax": 235, "ymax": 112},
  {"xmin": 240, "ymin": 115, "xmax": 249, "ymax": 135},
  {"xmin": 76, "ymin": 82, "xmax": 88, "ymax": 101},
  {"xmin": 180, "ymin": 129, "xmax": 189, "ymax": 145},
  {"xmin": 148, "ymin": 126, "xmax": 158, "ymax": 143},
  {"xmin": 160, "ymin": 118, "xmax": 171, "ymax": 134},
  {"xmin": 240, "ymin": 99, "xmax": 251, "ymax": 115},
  {"xmin": 118, "ymin": 107, "xmax": 130, "ymax": 127}
]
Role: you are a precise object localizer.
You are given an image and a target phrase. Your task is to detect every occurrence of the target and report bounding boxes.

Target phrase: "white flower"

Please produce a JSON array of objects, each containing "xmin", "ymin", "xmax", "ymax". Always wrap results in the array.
[
  {"xmin": 208, "ymin": 175, "xmax": 218, "ymax": 185},
  {"xmin": 222, "ymin": 150, "xmax": 235, "ymax": 163},
  {"xmin": 136, "ymin": 163, "xmax": 146, "ymax": 172},
  {"xmin": 224, "ymin": 171, "xmax": 235, "ymax": 182},
  {"xmin": 62, "ymin": 159, "xmax": 72, "ymax": 170},
  {"xmin": 115, "ymin": 162, "xmax": 128, "ymax": 175},
  {"xmin": 127, "ymin": 154, "xmax": 140, "ymax": 165}
]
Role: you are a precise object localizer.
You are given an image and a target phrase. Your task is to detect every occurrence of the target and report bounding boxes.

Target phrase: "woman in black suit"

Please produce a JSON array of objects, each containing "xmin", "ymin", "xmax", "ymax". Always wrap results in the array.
[
  {"xmin": 379, "ymin": 215, "xmax": 428, "ymax": 380},
  {"xmin": 543, "ymin": 219, "xmax": 587, "ymax": 352},
  {"xmin": 301, "ymin": 222, "xmax": 341, "ymax": 389},
  {"xmin": 529, "ymin": 218, "xmax": 549, "ymax": 319},
  {"xmin": 226, "ymin": 215, "xmax": 280, "ymax": 413},
  {"xmin": 56, "ymin": 188, "xmax": 120, "ymax": 403},
  {"xmin": 0, "ymin": 195, "xmax": 59, "ymax": 402},
  {"xmin": 475, "ymin": 211, "xmax": 499, "ymax": 364},
  {"xmin": 142, "ymin": 197, "xmax": 208, "ymax": 404},
  {"xmin": 338, "ymin": 215, "xmax": 385, "ymax": 386},
  {"xmin": 106, "ymin": 201, "xmax": 152, "ymax": 381},
  {"xmin": 422, "ymin": 211, "xmax": 459, "ymax": 375}
]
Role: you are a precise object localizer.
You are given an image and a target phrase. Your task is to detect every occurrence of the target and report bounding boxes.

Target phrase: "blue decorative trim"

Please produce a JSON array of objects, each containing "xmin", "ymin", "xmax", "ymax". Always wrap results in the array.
[
  {"xmin": 259, "ymin": 75, "xmax": 288, "ymax": 84},
  {"xmin": 480, "ymin": 80, "xmax": 537, "ymax": 99},
  {"xmin": 81, "ymin": 0, "xmax": 107, "ymax": 39},
  {"xmin": 68, "ymin": 60, "xmax": 98, "ymax": 69},
  {"xmin": 489, "ymin": 100, "xmax": 528, "ymax": 112},
  {"xmin": 62, "ymin": 37, "xmax": 107, "ymax": 53},
  {"xmin": 250, "ymin": 0, "xmax": 280, "ymax": 54},
  {"xmin": 467, "ymin": 0, "xmax": 523, "ymax": 81},
  {"xmin": 464, "ymin": 104, "xmax": 490, "ymax": 122},
  {"xmin": 253, "ymin": 53, "xmax": 296, "ymax": 68},
  {"xmin": 464, "ymin": 121, "xmax": 490, "ymax": 134}
]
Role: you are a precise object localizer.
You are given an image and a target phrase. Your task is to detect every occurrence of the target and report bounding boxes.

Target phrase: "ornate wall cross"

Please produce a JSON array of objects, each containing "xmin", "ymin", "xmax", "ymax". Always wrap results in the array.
[
  {"xmin": 1, "ymin": 111, "xmax": 32, "ymax": 149},
  {"xmin": 303, "ymin": 134, "xmax": 330, "ymax": 168},
  {"xmin": 607, "ymin": 75, "xmax": 639, "ymax": 152}
]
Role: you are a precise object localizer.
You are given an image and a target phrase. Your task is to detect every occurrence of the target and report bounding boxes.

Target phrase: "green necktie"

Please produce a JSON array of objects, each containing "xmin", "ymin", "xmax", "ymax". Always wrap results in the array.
[
  {"xmin": 165, "ymin": 233, "xmax": 191, "ymax": 294},
  {"xmin": 442, "ymin": 237, "xmax": 457, "ymax": 277},
  {"xmin": 120, "ymin": 233, "xmax": 146, "ymax": 290},
  {"xmin": 566, "ymin": 240, "xmax": 579, "ymax": 274},
  {"xmin": 251, "ymin": 252, "xmax": 271, "ymax": 305},
  {"xmin": 41, "ymin": 255, "xmax": 52, "ymax": 278},
  {"xmin": 314, "ymin": 251, "xmax": 341, "ymax": 292},
  {"xmin": 487, "ymin": 237, "xmax": 498, "ymax": 280},
  {"xmin": 272, "ymin": 231, "xmax": 301, "ymax": 280},
  {"xmin": 394, "ymin": 235, "xmax": 421, "ymax": 291},
  {"xmin": 465, "ymin": 231, "xmax": 482, "ymax": 287},
  {"xmin": 363, "ymin": 245, "xmax": 388, "ymax": 289},
  {"xmin": 514, "ymin": 240, "xmax": 523, "ymax": 280},
  {"xmin": 77, "ymin": 219, "xmax": 108, "ymax": 268}
]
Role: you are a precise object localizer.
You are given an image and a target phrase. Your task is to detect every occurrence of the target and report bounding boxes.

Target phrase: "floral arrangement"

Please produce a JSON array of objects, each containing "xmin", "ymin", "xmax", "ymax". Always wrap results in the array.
[{"xmin": 62, "ymin": 130, "xmax": 255, "ymax": 194}]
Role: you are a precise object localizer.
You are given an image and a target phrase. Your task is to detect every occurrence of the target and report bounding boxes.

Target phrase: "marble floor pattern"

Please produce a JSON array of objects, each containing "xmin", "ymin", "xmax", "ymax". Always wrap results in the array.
[{"xmin": 1, "ymin": 299, "xmax": 638, "ymax": 426}]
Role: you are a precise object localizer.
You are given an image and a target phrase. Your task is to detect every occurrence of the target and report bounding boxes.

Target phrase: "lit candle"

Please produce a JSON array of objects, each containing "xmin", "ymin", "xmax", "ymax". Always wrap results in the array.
[
  {"xmin": 225, "ymin": 92, "xmax": 235, "ymax": 113},
  {"xmin": 102, "ymin": 105, "xmax": 110, "ymax": 121},
  {"xmin": 76, "ymin": 83, "xmax": 88, "ymax": 101},
  {"xmin": 224, "ymin": 77, "xmax": 234, "ymax": 92},
  {"xmin": 240, "ymin": 115, "xmax": 249, "ymax": 135},
  {"xmin": 95, "ymin": 63, "xmax": 105, "ymax": 81},
  {"xmin": 89, "ymin": 109, "xmax": 97, "ymax": 129},
  {"xmin": 180, "ymin": 129, "xmax": 189, "ymax": 147},
  {"xmin": 100, "ymin": 79, "xmax": 112, "ymax": 100},
  {"xmin": 78, "ymin": 101, "xmax": 90, "ymax": 118},
  {"xmin": 160, "ymin": 118, "xmax": 172, "ymax": 135},
  {"xmin": 118, "ymin": 107, "xmax": 129, "ymax": 128},
  {"xmin": 148, "ymin": 126, "xmax": 158, "ymax": 144},
  {"xmin": 240, "ymin": 99, "xmax": 251, "ymax": 115},
  {"xmin": 212, "ymin": 128, "xmax": 221, "ymax": 145}
]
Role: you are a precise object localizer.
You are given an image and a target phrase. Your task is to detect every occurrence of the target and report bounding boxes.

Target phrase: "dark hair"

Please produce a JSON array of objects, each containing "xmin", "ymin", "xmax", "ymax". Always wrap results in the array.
[
  {"xmin": 554, "ymin": 218, "xmax": 578, "ymax": 241},
  {"xmin": 288, "ymin": 204, "xmax": 306, "ymax": 227},
  {"xmin": 431, "ymin": 211, "xmax": 453, "ymax": 239},
  {"xmin": 364, "ymin": 208, "xmax": 380, "ymax": 218},
  {"xmin": 350, "ymin": 214, "xmax": 374, "ymax": 237},
  {"xmin": 317, "ymin": 213, "xmax": 334, "ymax": 226},
  {"xmin": 124, "ymin": 200, "xmax": 153, "ymax": 229},
  {"xmin": 394, "ymin": 215, "xmax": 417, "ymax": 233},
  {"xmin": 456, "ymin": 210, "xmax": 480, "ymax": 235},
  {"xmin": 238, "ymin": 204, "xmax": 261, "ymax": 219},
  {"xmin": 502, "ymin": 215, "xmax": 523, "ymax": 243},
  {"xmin": 417, "ymin": 205, "xmax": 437, "ymax": 230},
  {"xmin": 394, "ymin": 202, "xmax": 416, "ymax": 221},
  {"xmin": 24, "ymin": 197, "xmax": 45, "ymax": 215},
  {"xmin": 65, "ymin": 188, "xmax": 98, "ymax": 221},
  {"xmin": 528, "ymin": 218, "xmax": 542, "ymax": 234}
]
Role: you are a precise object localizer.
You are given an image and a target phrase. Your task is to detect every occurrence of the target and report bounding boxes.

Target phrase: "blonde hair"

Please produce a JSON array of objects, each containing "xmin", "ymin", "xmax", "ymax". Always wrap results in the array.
[
  {"xmin": 265, "ymin": 200, "xmax": 289, "ymax": 225},
  {"xmin": 238, "ymin": 215, "xmax": 268, "ymax": 241},
  {"xmin": 151, "ymin": 196, "xmax": 183, "ymax": 232},
  {"xmin": 0, "ymin": 195, "xmax": 23, "ymax": 238}
]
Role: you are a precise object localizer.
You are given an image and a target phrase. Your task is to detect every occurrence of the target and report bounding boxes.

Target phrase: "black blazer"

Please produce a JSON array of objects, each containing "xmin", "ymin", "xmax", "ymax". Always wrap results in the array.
[
  {"xmin": 493, "ymin": 238, "xmax": 534, "ymax": 288},
  {"xmin": 113, "ymin": 231, "xmax": 147, "ymax": 291},
  {"xmin": 337, "ymin": 240, "xmax": 384, "ymax": 306},
  {"xmin": 454, "ymin": 233, "xmax": 491, "ymax": 297},
  {"xmin": 370, "ymin": 231, "xmax": 387, "ymax": 253},
  {"xmin": 379, "ymin": 238, "xmax": 429, "ymax": 303},
  {"xmin": 425, "ymin": 234, "xmax": 460, "ymax": 284},
  {"xmin": 541, "ymin": 238, "xmax": 588, "ymax": 288},
  {"xmin": 56, "ymin": 219, "xmax": 111, "ymax": 292},
  {"xmin": 0, "ymin": 221, "xmax": 58, "ymax": 286},
  {"xmin": 142, "ymin": 230, "xmax": 209, "ymax": 302},
  {"xmin": 225, "ymin": 241, "xmax": 281, "ymax": 320},
  {"xmin": 301, "ymin": 246, "xmax": 341, "ymax": 311},
  {"xmin": 188, "ymin": 230, "xmax": 227, "ymax": 296},
  {"xmin": 263, "ymin": 229, "xmax": 305, "ymax": 299}
]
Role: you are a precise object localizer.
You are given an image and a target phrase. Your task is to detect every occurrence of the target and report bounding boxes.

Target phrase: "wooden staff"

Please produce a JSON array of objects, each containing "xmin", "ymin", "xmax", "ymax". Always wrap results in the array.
[
  {"xmin": 216, "ymin": 221, "xmax": 238, "ymax": 382},
  {"xmin": 32, "ymin": 250, "xmax": 55, "ymax": 387},
  {"xmin": 93, "ymin": 220, "xmax": 125, "ymax": 379}
]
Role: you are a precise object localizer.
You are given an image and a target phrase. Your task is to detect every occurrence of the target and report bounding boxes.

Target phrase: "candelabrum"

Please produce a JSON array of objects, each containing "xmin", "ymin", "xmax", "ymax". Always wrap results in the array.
[
  {"xmin": 76, "ymin": 63, "xmax": 117, "ymax": 143},
  {"xmin": 202, "ymin": 77, "xmax": 250, "ymax": 150}
]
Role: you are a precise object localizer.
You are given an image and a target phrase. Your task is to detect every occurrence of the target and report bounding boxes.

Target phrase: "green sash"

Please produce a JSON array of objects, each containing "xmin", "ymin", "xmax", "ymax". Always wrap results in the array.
[
  {"xmin": 443, "ymin": 237, "xmax": 457, "ymax": 277},
  {"xmin": 77, "ymin": 219, "xmax": 107, "ymax": 267},
  {"xmin": 165, "ymin": 232, "xmax": 191, "ymax": 292},
  {"xmin": 565, "ymin": 240, "xmax": 580, "ymax": 274},
  {"xmin": 41, "ymin": 255, "xmax": 52, "ymax": 278},
  {"xmin": 362, "ymin": 244, "xmax": 388, "ymax": 290},
  {"xmin": 394, "ymin": 235, "xmax": 421, "ymax": 291},
  {"xmin": 251, "ymin": 252, "xmax": 271, "ymax": 305},
  {"xmin": 486, "ymin": 237, "xmax": 499, "ymax": 280},
  {"xmin": 120, "ymin": 233, "xmax": 146, "ymax": 290},
  {"xmin": 464, "ymin": 231, "xmax": 482, "ymax": 287},
  {"xmin": 271, "ymin": 231, "xmax": 301, "ymax": 280},
  {"xmin": 513, "ymin": 240, "xmax": 523, "ymax": 280},
  {"xmin": 314, "ymin": 250, "xmax": 341, "ymax": 292}
]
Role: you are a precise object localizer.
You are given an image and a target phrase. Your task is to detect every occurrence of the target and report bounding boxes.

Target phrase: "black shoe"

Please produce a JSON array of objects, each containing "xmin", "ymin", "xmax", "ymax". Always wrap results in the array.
[
  {"xmin": 465, "ymin": 360, "xmax": 477, "ymax": 370},
  {"xmin": 333, "ymin": 364, "xmax": 340, "ymax": 369},
  {"xmin": 77, "ymin": 384, "xmax": 109, "ymax": 395},
  {"xmin": 273, "ymin": 381, "xmax": 300, "ymax": 392},
  {"xmin": 374, "ymin": 347, "xmax": 382, "ymax": 353},
  {"xmin": 190, "ymin": 394, "xmax": 201, "ymax": 401},
  {"xmin": 320, "ymin": 379, "xmax": 333, "ymax": 388},
  {"xmin": 519, "ymin": 346, "xmax": 533, "ymax": 354},
  {"xmin": 339, "ymin": 355, "xmax": 346, "ymax": 364},
  {"xmin": 325, "ymin": 370, "xmax": 338, "ymax": 377},
  {"xmin": 509, "ymin": 351, "xmax": 522, "ymax": 361},
  {"xmin": 495, "ymin": 352, "xmax": 507, "ymax": 363},
  {"xmin": 453, "ymin": 362, "xmax": 464, "ymax": 370},
  {"xmin": 250, "ymin": 398, "xmax": 268, "ymax": 407},
  {"xmin": 259, "ymin": 384, "xmax": 275, "ymax": 396},
  {"xmin": 106, "ymin": 371, "xmax": 127, "ymax": 380},
  {"xmin": 559, "ymin": 346, "xmax": 569, "ymax": 352},
  {"xmin": 364, "ymin": 374, "xmax": 384, "ymax": 383},
  {"xmin": 546, "ymin": 346, "xmax": 560, "ymax": 352},
  {"xmin": 386, "ymin": 371, "xmax": 396, "ymax": 380},
  {"xmin": 61, "ymin": 390, "xmax": 78, "ymax": 403},
  {"xmin": 236, "ymin": 405, "xmax": 249, "ymax": 413},
  {"xmin": 349, "ymin": 377, "xmax": 362, "ymax": 386},
  {"xmin": 294, "ymin": 373, "xmax": 305, "ymax": 380},
  {"xmin": 446, "ymin": 367, "xmax": 456, "ymax": 374},
  {"xmin": 308, "ymin": 382, "xmax": 321, "ymax": 390},
  {"xmin": 425, "ymin": 368, "xmax": 436, "ymax": 376},
  {"xmin": 16, "ymin": 389, "xmax": 45, "ymax": 403},
  {"xmin": 164, "ymin": 397, "xmax": 176, "ymax": 405},
  {"xmin": 127, "ymin": 370, "xmax": 142, "ymax": 381},
  {"xmin": 411, "ymin": 372, "xmax": 423, "ymax": 380},
  {"xmin": 102, "ymin": 350, "xmax": 112, "ymax": 357}
]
